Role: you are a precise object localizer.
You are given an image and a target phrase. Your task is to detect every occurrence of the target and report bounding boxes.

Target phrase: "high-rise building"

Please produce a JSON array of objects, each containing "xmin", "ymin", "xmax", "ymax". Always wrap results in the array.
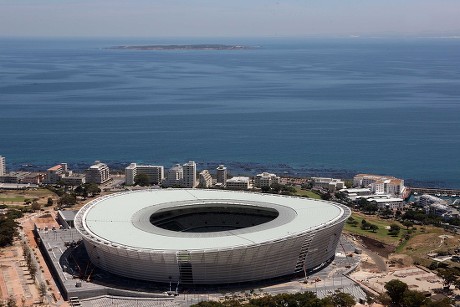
[
  {"xmin": 165, "ymin": 164, "xmax": 183, "ymax": 187},
  {"xmin": 125, "ymin": 163, "xmax": 164, "ymax": 185},
  {"xmin": 216, "ymin": 165, "xmax": 227, "ymax": 187},
  {"xmin": 85, "ymin": 161, "xmax": 110, "ymax": 184},
  {"xmin": 0, "ymin": 156, "xmax": 5, "ymax": 176},
  {"xmin": 199, "ymin": 170, "xmax": 213, "ymax": 188},
  {"xmin": 45, "ymin": 164, "xmax": 65, "ymax": 184},
  {"xmin": 183, "ymin": 161, "xmax": 197, "ymax": 188}
]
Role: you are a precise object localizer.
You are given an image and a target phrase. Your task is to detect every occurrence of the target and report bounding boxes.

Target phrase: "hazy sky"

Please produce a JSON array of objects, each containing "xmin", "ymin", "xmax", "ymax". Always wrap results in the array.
[{"xmin": 1, "ymin": 0, "xmax": 459, "ymax": 38}]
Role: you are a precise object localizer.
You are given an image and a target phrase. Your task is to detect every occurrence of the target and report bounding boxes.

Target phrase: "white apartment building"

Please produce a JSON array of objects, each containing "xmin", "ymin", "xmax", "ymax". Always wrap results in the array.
[
  {"xmin": 254, "ymin": 172, "xmax": 280, "ymax": 188},
  {"xmin": 312, "ymin": 177, "xmax": 345, "ymax": 192},
  {"xmin": 125, "ymin": 163, "xmax": 164, "ymax": 185},
  {"xmin": 353, "ymin": 174, "xmax": 406, "ymax": 196},
  {"xmin": 367, "ymin": 197, "xmax": 405, "ymax": 210},
  {"xmin": 199, "ymin": 170, "xmax": 213, "ymax": 188},
  {"xmin": 0, "ymin": 156, "xmax": 5, "ymax": 176},
  {"xmin": 183, "ymin": 161, "xmax": 197, "ymax": 188},
  {"xmin": 216, "ymin": 165, "xmax": 227, "ymax": 187},
  {"xmin": 85, "ymin": 162, "xmax": 110, "ymax": 184},
  {"xmin": 165, "ymin": 164, "xmax": 183, "ymax": 187},
  {"xmin": 226, "ymin": 176, "xmax": 250, "ymax": 190}
]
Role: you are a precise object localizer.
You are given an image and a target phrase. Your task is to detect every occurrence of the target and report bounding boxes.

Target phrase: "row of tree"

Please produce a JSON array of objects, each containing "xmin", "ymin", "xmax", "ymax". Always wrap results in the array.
[
  {"xmin": 0, "ymin": 208, "xmax": 22, "ymax": 247},
  {"xmin": 192, "ymin": 291, "xmax": 355, "ymax": 307}
]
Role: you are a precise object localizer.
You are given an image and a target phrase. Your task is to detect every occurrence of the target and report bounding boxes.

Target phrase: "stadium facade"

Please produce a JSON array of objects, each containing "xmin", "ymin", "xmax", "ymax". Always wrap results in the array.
[{"xmin": 75, "ymin": 189, "xmax": 350, "ymax": 285}]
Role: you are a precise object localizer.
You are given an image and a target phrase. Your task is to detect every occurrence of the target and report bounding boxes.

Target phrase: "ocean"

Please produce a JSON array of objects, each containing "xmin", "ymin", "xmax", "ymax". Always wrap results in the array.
[{"xmin": 0, "ymin": 37, "xmax": 459, "ymax": 188}]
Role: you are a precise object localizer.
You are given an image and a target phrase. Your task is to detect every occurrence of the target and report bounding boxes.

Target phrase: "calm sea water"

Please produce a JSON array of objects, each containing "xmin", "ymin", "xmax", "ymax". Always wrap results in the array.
[{"xmin": 0, "ymin": 37, "xmax": 459, "ymax": 188}]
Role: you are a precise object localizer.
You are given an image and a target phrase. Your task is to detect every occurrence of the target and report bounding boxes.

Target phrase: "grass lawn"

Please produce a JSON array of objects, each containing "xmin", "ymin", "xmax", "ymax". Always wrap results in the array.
[
  {"xmin": 344, "ymin": 212, "xmax": 410, "ymax": 245},
  {"xmin": 0, "ymin": 188, "xmax": 56, "ymax": 205},
  {"xmin": 294, "ymin": 188, "xmax": 321, "ymax": 199},
  {"xmin": 0, "ymin": 196, "xmax": 27, "ymax": 203}
]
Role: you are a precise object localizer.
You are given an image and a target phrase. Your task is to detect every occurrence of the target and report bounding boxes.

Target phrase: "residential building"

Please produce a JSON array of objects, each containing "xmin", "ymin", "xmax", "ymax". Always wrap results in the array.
[
  {"xmin": 45, "ymin": 164, "xmax": 65, "ymax": 184},
  {"xmin": 125, "ymin": 163, "xmax": 164, "ymax": 185},
  {"xmin": 183, "ymin": 161, "xmax": 197, "ymax": 188},
  {"xmin": 0, "ymin": 156, "xmax": 5, "ymax": 176},
  {"xmin": 199, "ymin": 170, "xmax": 213, "ymax": 188},
  {"xmin": 85, "ymin": 161, "xmax": 110, "ymax": 184},
  {"xmin": 254, "ymin": 172, "xmax": 280, "ymax": 188},
  {"xmin": 226, "ymin": 176, "xmax": 250, "ymax": 190},
  {"xmin": 312, "ymin": 177, "xmax": 345, "ymax": 192},
  {"xmin": 216, "ymin": 165, "xmax": 227, "ymax": 187},
  {"xmin": 165, "ymin": 164, "xmax": 183, "ymax": 187}
]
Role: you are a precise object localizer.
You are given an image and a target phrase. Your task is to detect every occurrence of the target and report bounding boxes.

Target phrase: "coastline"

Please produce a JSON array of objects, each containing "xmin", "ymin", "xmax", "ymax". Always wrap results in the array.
[{"xmin": 6, "ymin": 160, "xmax": 458, "ymax": 190}]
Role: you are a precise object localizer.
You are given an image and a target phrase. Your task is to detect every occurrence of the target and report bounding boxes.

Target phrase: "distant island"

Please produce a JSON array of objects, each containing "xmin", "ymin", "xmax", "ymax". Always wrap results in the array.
[{"xmin": 107, "ymin": 44, "xmax": 256, "ymax": 51}]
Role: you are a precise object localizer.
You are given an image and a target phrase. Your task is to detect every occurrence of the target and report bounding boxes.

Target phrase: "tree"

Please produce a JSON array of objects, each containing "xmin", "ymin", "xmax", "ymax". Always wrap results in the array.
[
  {"xmin": 402, "ymin": 220, "xmax": 413, "ymax": 229},
  {"xmin": 86, "ymin": 183, "xmax": 101, "ymax": 196},
  {"xmin": 438, "ymin": 268, "xmax": 457, "ymax": 288},
  {"xmin": 134, "ymin": 173, "xmax": 150, "ymax": 186},
  {"xmin": 38, "ymin": 282, "xmax": 47, "ymax": 303},
  {"xmin": 329, "ymin": 292, "xmax": 355, "ymax": 307},
  {"xmin": 31, "ymin": 201, "xmax": 41, "ymax": 211},
  {"xmin": 401, "ymin": 290, "xmax": 428, "ymax": 307},
  {"xmin": 388, "ymin": 223, "xmax": 401, "ymax": 236},
  {"xmin": 384, "ymin": 279, "xmax": 408, "ymax": 305},
  {"xmin": 369, "ymin": 223, "xmax": 379, "ymax": 233},
  {"xmin": 321, "ymin": 193, "xmax": 332, "ymax": 200},
  {"xmin": 6, "ymin": 296, "xmax": 16, "ymax": 307},
  {"xmin": 58, "ymin": 193, "xmax": 76, "ymax": 208},
  {"xmin": 46, "ymin": 197, "xmax": 53, "ymax": 207}
]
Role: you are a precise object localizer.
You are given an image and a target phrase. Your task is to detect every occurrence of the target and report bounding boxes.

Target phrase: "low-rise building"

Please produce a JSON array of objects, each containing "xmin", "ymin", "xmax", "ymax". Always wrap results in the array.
[
  {"xmin": 254, "ymin": 172, "xmax": 280, "ymax": 188},
  {"xmin": 226, "ymin": 176, "xmax": 250, "ymax": 190},
  {"xmin": 199, "ymin": 170, "xmax": 213, "ymax": 188},
  {"xmin": 312, "ymin": 177, "xmax": 345, "ymax": 192},
  {"xmin": 367, "ymin": 197, "xmax": 405, "ymax": 210},
  {"xmin": 61, "ymin": 174, "xmax": 86, "ymax": 186},
  {"xmin": 0, "ymin": 172, "xmax": 30, "ymax": 183}
]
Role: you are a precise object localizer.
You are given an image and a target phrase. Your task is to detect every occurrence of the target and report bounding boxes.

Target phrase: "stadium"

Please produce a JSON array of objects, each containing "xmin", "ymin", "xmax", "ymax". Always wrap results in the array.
[{"xmin": 74, "ymin": 189, "xmax": 351, "ymax": 285}]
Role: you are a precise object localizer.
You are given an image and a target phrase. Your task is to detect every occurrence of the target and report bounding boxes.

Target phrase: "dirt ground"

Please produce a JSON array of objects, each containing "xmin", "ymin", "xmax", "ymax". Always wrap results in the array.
[{"xmin": 0, "ymin": 210, "xmax": 69, "ymax": 307}]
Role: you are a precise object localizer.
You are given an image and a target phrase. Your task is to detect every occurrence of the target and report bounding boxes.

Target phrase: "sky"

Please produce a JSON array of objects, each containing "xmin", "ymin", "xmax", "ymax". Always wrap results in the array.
[{"xmin": 1, "ymin": 0, "xmax": 460, "ymax": 38}]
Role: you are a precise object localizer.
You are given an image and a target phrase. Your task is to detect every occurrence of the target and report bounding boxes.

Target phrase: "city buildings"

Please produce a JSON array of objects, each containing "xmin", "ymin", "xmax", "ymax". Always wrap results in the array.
[
  {"xmin": 353, "ymin": 174, "xmax": 406, "ymax": 197},
  {"xmin": 199, "ymin": 170, "xmax": 213, "ymax": 188},
  {"xmin": 165, "ymin": 164, "xmax": 183, "ymax": 187},
  {"xmin": 44, "ymin": 163, "xmax": 68, "ymax": 184},
  {"xmin": 216, "ymin": 165, "xmax": 227, "ymax": 187},
  {"xmin": 226, "ymin": 176, "xmax": 250, "ymax": 190},
  {"xmin": 124, "ymin": 163, "xmax": 164, "ymax": 185},
  {"xmin": 85, "ymin": 161, "xmax": 110, "ymax": 184},
  {"xmin": 0, "ymin": 156, "xmax": 5, "ymax": 176},
  {"xmin": 182, "ymin": 161, "xmax": 197, "ymax": 188},
  {"xmin": 254, "ymin": 172, "xmax": 280, "ymax": 188}
]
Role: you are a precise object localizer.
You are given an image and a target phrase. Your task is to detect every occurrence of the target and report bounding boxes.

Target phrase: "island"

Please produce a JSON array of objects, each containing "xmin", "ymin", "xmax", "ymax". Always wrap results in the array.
[{"xmin": 107, "ymin": 44, "xmax": 256, "ymax": 51}]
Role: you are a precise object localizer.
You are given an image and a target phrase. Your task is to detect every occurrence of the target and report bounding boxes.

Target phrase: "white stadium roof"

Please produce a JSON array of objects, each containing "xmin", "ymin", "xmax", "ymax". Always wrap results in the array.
[{"xmin": 77, "ymin": 189, "xmax": 346, "ymax": 252}]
